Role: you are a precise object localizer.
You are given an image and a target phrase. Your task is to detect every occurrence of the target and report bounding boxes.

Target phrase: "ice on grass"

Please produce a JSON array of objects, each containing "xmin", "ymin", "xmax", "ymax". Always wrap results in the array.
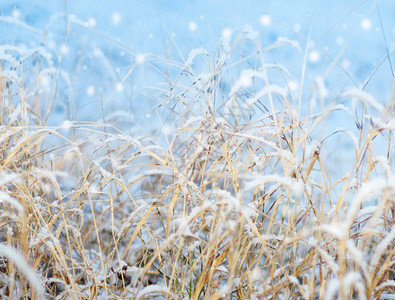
[
  {"xmin": 230, "ymin": 69, "xmax": 256, "ymax": 94},
  {"xmin": 347, "ymin": 176, "xmax": 395, "ymax": 223},
  {"xmin": 369, "ymin": 226, "xmax": 395, "ymax": 272},
  {"xmin": 343, "ymin": 272, "xmax": 367, "ymax": 300},
  {"xmin": 305, "ymin": 140, "xmax": 321, "ymax": 160},
  {"xmin": 39, "ymin": 75, "xmax": 50, "ymax": 88},
  {"xmin": 243, "ymin": 174, "xmax": 304, "ymax": 197},
  {"xmin": 252, "ymin": 268, "xmax": 263, "ymax": 282},
  {"xmin": 195, "ymin": 72, "xmax": 211, "ymax": 87},
  {"xmin": 136, "ymin": 284, "xmax": 173, "ymax": 299},
  {"xmin": 212, "ymin": 189, "xmax": 241, "ymax": 211},
  {"xmin": 372, "ymin": 156, "xmax": 391, "ymax": 178},
  {"xmin": 345, "ymin": 240, "xmax": 364, "ymax": 264},
  {"xmin": 92, "ymin": 160, "xmax": 112, "ymax": 179},
  {"xmin": 0, "ymin": 244, "xmax": 44, "ymax": 298},
  {"xmin": 0, "ymin": 172, "xmax": 20, "ymax": 187},
  {"xmin": 365, "ymin": 115, "xmax": 395, "ymax": 131},
  {"xmin": 0, "ymin": 191, "xmax": 24, "ymax": 214},
  {"xmin": 0, "ymin": 69, "xmax": 19, "ymax": 84},
  {"xmin": 0, "ymin": 16, "xmax": 42, "ymax": 35},
  {"xmin": 288, "ymin": 275, "xmax": 300, "ymax": 285},
  {"xmin": 176, "ymin": 217, "xmax": 197, "ymax": 238},
  {"xmin": 221, "ymin": 28, "xmax": 233, "ymax": 50},
  {"xmin": 315, "ymin": 223, "xmax": 345, "ymax": 239},
  {"xmin": 313, "ymin": 76, "xmax": 328, "ymax": 100},
  {"xmin": 344, "ymin": 130, "xmax": 359, "ymax": 150},
  {"xmin": 20, "ymin": 46, "xmax": 54, "ymax": 65},
  {"xmin": 232, "ymin": 277, "xmax": 241, "ymax": 287},
  {"xmin": 355, "ymin": 206, "xmax": 376, "ymax": 219},
  {"xmin": 376, "ymin": 280, "xmax": 395, "ymax": 291},
  {"xmin": 185, "ymin": 47, "xmax": 208, "ymax": 67},
  {"xmin": 243, "ymin": 24, "xmax": 259, "ymax": 40},
  {"xmin": 380, "ymin": 293, "xmax": 395, "ymax": 300},
  {"xmin": 265, "ymin": 36, "xmax": 301, "ymax": 52},
  {"xmin": 8, "ymin": 103, "xmax": 21, "ymax": 123},
  {"xmin": 226, "ymin": 132, "xmax": 279, "ymax": 151},
  {"xmin": 325, "ymin": 278, "xmax": 339, "ymax": 299},
  {"xmin": 309, "ymin": 241, "xmax": 340, "ymax": 276},
  {"xmin": 108, "ymin": 134, "xmax": 143, "ymax": 148},
  {"xmin": 245, "ymin": 84, "xmax": 288, "ymax": 108},
  {"xmin": 216, "ymin": 265, "xmax": 228, "ymax": 274},
  {"xmin": 342, "ymin": 87, "xmax": 384, "ymax": 113},
  {"xmin": 60, "ymin": 120, "xmax": 73, "ymax": 129},
  {"xmin": 0, "ymin": 47, "xmax": 20, "ymax": 68}
]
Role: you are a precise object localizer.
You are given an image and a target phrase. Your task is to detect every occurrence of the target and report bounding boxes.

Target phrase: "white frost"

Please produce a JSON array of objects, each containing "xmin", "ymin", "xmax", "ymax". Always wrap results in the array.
[
  {"xmin": 136, "ymin": 284, "xmax": 174, "ymax": 299},
  {"xmin": 185, "ymin": 47, "xmax": 208, "ymax": 67},
  {"xmin": 60, "ymin": 120, "xmax": 73, "ymax": 129},
  {"xmin": 0, "ymin": 244, "xmax": 44, "ymax": 297},
  {"xmin": 243, "ymin": 174, "xmax": 304, "ymax": 197},
  {"xmin": 0, "ymin": 191, "xmax": 24, "ymax": 214},
  {"xmin": 342, "ymin": 87, "xmax": 384, "ymax": 113},
  {"xmin": 243, "ymin": 24, "xmax": 259, "ymax": 40}
]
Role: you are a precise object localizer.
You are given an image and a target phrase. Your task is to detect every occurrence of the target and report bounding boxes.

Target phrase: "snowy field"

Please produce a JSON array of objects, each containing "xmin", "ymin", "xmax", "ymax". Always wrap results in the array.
[{"xmin": 0, "ymin": 0, "xmax": 395, "ymax": 299}]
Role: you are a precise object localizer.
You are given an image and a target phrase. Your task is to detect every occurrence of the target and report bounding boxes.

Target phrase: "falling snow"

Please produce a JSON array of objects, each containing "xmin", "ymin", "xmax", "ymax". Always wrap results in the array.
[
  {"xmin": 86, "ymin": 86, "xmax": 95, "ymax": 96},
  {"xmin": 111, "ymin": 12, "xmax": 122, "ymax": 26},
  {"xmin": 136, "ymin": 53, "xmax": 146, "ymax": 64},
  {"xmin": 260, "ymin": 14, "xmax": 271, "ymax": 27},
  {"xmin": 308, "ymin": 50, "xmax": 321, "ymax": 63},
  {"xmin": 360, "ymin": 18, "xmax": 372, "ymax": 30},
  {"xmin": 188, "ymin": 21, "xmax": 197, "ymax": 32},
  {"xmin": 116, "ymin": 83, "xmax": 124, "ymax": 92}
]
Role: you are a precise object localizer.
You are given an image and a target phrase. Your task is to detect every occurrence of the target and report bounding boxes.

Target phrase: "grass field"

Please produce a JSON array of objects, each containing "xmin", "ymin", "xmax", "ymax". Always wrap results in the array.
[{"xmin": 1, "ymin": 3, "xmax": 395, "ymax": 299}]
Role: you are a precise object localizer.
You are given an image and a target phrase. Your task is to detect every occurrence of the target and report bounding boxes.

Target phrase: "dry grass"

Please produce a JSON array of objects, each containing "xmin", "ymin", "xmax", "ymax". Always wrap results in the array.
[{"xmin": 0, "ymin": 26, "xmax": 395, "ymax": 300}]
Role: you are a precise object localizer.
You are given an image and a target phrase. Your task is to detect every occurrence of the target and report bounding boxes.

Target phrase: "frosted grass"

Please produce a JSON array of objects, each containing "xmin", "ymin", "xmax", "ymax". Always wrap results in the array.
[
  {"xmin": 0, "ymin": 1, "xmax": 395, "ymax": 298},
  {"xmin": 0, "ymin": 245, "xmax": 44, "ymax": 298}
]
